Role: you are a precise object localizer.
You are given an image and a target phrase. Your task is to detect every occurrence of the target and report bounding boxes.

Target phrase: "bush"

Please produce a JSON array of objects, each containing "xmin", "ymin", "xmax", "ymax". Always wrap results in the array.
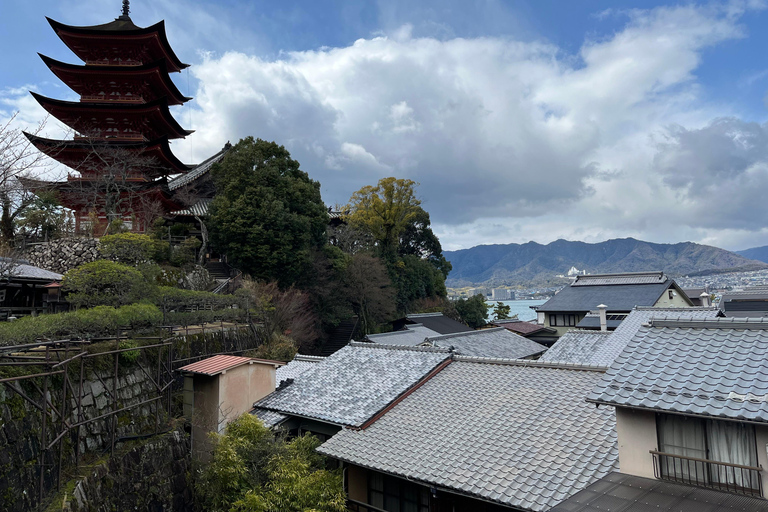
[
  {"xmin": 99, "ymin": 233, "xmax": 169, "ymax": 264},
  {"xmin": 63, "ymin": 260, "xmax": 148, "ymax": 308},
  {"xmin": 0, "ymin": 304, "xmax": 162, "ymax": 345},
  {"xmin": 170, "ymin": 237, "xmax": 201, "ymax": 267},
  {"xmin": 196, "ymin": 414, "xmax": 344, "ymax": 512}
]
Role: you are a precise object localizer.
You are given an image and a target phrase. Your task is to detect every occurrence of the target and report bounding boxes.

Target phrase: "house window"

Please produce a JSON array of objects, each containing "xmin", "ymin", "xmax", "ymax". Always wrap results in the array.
[
  {"xmin": 656, "ymin": 413, "xmax": 759, "ymax": 490},
  {"xmin": 369, "ymin": 471, "xmax": 429, "ymax": 512},
  {"xmin": 549, "ymin": 314, "xmax": 577, "ymax": 327},
  {"xmin": 668, "ymin": 290, "xmax": 674, "ymax": 300}
]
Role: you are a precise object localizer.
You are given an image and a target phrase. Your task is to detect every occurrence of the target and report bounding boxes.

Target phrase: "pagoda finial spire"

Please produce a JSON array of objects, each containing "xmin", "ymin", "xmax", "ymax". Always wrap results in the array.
[{"xmin": 121, "ymin": 0, "xmax": 130, "ymax": 18}]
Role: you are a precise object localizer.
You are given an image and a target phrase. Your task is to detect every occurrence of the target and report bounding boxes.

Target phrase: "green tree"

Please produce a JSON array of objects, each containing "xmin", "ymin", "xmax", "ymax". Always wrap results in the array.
[
  {"xmin": 99, "ymin": 232, "xmax": 168, "ymax": 265},
  {"xmin": 15, "ymin": 192, "xmax": 66, "ymax": 241},
  {"xmin": 492, "ymin": 301, "xmax": 512, "ymax": 320},
  {"xmin": 62, "ymin": 260, "xmax": 147, "ymax": 308},
  {"xmin": 347, "ymin": 177, "xmax": 422, "ymax": 259},
  {"xmin": 455, "ymin": 294, "xmax": 487, "ymax": 328},
  {"xmin": 195, "ymin": 414, "xmax": 344, "ymax": 512},
  {"xmin": 209, "ymin": 137, "xmax": 328, "ymax": 288}
]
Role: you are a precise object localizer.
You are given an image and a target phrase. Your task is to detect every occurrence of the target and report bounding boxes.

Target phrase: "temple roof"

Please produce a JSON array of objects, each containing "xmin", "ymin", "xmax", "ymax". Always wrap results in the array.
[
  {"xmin": 47, "ymin": 17, "xmax": 189, "ymax": 72},
  {"xmin": 31, "ymin": 92, "xmax": 193, "ymax": 141},
  {"xmin": 24, "ymin": 132, "xmax": 191, "ymax": 176},
  {"xmin": 39, "ymin": 54, "xmax": 191, "ymax": 105}
]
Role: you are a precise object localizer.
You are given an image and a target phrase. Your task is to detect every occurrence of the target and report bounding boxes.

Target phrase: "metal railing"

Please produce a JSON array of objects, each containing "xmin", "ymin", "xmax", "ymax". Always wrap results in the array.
[
  {"xmin": 347, "ymin": 499, "xmax": 388, "ymax": 512},
  {"xmin": 651, "ymin": 450, "xmax": 763, "ymax": 497}
]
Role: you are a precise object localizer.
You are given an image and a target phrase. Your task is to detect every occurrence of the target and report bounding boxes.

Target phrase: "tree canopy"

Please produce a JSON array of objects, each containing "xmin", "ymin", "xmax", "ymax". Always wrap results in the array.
[{"xmin": 209, "ymin": 138, "xmax": 328, "ymax": 288}]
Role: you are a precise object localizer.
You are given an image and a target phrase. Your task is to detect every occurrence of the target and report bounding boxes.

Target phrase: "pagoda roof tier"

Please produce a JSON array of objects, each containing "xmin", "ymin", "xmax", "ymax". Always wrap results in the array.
[
  {"xmin": 19, "ymin": 176, "xmax": 184, "ymax": 213},
  {"xmin": 47, "ymin": 17, "xmax": 189, "ymax": 72},
  {"xmin": 31, "ymin": 92, "xmax": 193, "ymax": 141},
  {"xmin": 39, "ymin": 54, "xmax": 191, "ymax": 106},
  {"xmin": 23, "ymin": 133, "xmax": 192, "ymax": 176}
]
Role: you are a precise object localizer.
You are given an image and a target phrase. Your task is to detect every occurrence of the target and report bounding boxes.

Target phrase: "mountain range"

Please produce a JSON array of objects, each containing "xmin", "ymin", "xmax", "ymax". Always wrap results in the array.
[
  {"xmin": 444, "ymin": 238, "xmax": 768, "ymax": 287},
  {"xmin": 736, "ymin": 246, "xmax": 768, "ymax": 264}
]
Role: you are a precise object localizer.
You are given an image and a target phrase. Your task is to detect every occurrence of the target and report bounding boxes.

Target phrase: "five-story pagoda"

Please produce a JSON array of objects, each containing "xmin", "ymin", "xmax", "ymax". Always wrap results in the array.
[{"xmin": 24, "ymin": 0, "xmax": 193, "ymax": 235}]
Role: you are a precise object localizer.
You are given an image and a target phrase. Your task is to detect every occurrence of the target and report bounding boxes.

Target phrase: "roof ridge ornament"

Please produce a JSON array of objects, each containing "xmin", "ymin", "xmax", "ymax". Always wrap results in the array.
[{"xmin": 119, "ymin": 0, "xmax": 130, "ymax": 19}]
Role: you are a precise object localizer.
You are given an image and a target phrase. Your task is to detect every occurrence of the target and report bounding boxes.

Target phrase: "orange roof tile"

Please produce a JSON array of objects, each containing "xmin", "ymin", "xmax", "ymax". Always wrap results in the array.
[{"xmin": 178, "ymin": 355, "xmax": 281, "ymax": 376}]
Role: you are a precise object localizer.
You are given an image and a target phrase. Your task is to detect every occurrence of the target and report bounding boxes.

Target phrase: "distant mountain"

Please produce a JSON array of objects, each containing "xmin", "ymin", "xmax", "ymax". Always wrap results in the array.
[
  {"xmin": 444, "ymin": 238, "xmax": 768, "ymax": 286},
  {"xmin": 736, "ymin": 246, "xmax": 768, "ymax": 264}
]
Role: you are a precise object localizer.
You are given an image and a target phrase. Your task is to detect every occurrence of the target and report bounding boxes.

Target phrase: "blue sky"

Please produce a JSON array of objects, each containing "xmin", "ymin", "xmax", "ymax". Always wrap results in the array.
[{"xmin": 2, "ymin": 0, "xmax": 768, "ymax": 251}]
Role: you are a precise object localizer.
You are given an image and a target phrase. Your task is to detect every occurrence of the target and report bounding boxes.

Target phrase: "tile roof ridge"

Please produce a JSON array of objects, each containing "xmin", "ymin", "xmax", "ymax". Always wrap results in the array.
[
  {"xmin": 649, "ymin": 317, "xmax": 768, "ymax": 330},
  {"xmin": 348, "ymin": 341, "xmax": 451, "ymax": 353},
  {"xmin": 406, "ymin": 312, "xmax": 443, "ymax": 318},
  {"xmin": 424, "ymin": 327, "xmax": 502, "ymax": 341},
  {"xmin": 293, "ymin": 354, "xmax": 325, "ymax": 362},
  {"xmin": 634, "ymin": 306, "xmax": 718, "ymax": 311},
  {"xmin": 451, "ymin": 355, "xmax": 608, "ymax": 372}
]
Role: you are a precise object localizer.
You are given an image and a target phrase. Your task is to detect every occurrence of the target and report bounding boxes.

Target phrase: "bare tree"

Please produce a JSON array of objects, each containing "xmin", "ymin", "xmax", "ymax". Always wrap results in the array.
[
  {"xmin": 173, "ymin": 185, "xmax": 210, "ymax": 264},
  {"xmin": 0, "ymin": 113, "xmax": 51, "ymax": 241}
]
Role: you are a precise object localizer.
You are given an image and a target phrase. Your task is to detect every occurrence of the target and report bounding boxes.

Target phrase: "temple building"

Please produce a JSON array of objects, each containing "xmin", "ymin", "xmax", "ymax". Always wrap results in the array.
[{"xmin": 23, "ymin": 1, "xmax": 201, "ymax": 236}]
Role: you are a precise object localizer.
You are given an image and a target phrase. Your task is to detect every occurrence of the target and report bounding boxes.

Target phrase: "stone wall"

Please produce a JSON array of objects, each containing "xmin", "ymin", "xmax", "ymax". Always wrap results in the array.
[
  {"xmin": 25, "ymin": 238, "xmax": 100, "ymax": 274},
  {"xmin": 68, "ymin": 428, "xmax": 192, "ymax": 512},
  {"xmin": 0, "ymin": 364, "xmax": 164, "ymax": 512}
]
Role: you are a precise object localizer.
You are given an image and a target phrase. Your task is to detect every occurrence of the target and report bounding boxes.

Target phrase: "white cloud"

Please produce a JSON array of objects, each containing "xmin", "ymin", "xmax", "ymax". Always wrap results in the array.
[{"xmin": 18, "ymin": 0, "xmax": 768, "ymax": 251}]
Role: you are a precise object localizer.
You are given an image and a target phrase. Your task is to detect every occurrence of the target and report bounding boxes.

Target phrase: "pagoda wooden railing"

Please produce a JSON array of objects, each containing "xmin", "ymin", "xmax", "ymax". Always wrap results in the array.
[
  {"xmin": 80, "ymin": 95, "xmax": 144, "ymax": 103},
  {"xmin": 651, "ymin": 450, "xmax": 763, "ymax": 497}
]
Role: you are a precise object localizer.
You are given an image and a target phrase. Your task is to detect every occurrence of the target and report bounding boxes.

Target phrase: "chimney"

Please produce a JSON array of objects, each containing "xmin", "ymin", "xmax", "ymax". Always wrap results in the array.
[
  {"xmin": 597, "ymin": 304, "xmax": 607, "ymax": 332},
  {"xmin": 700, "ymin": 292, "xmax": 711, "ymax": 307}
]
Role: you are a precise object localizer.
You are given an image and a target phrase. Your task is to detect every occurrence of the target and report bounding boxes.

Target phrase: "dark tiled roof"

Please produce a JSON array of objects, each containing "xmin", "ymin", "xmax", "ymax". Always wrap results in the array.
[
  {"xmin": 405, "ymin": 312, "xmax": 474, "ymax": 334},
  {"xmin": 492, "ymin": 319, "xmax": 555, "ymax": 335},
  {"xmin": 170, "ymin": 199, "xmax": 212, "ymax": 217},
  {"xmin": 537, "ymin": 275, "xmax": 679, "ymax": 313},
  {"xmin": 548, "ymin": 472, "xmax": 768, "ymax": 512},
  {"xmin": 252, "ymin": 408, "xmax": 288, "ymax": 427},
  {"xmin": 318, "ymin": 360, "xmax": 617, "ymax": 511},
  {"xmin": 366, "ymin": 324, "xmax": 441, "ymax": 347},
  {"xmin": 540, "ymin": 331, "xmax": 614, "ymax": 366},
  {"xmin": 575, "ymin": 315, "xmax": 623, "ymax": 330},
  {"xmin": 254, "ymin": 343, "xmax": 450, "ymax": 427},
  {"xmin": 424, "ymin": 327, "xmax": 547, "ymax": 359},
  {"xmin": 10, "ymin": 263, "xmax": 63, "ymax": 281},
  {"xmin": 588, "ymin": 318, "xmax": 768, "ymax": 422},
  {"xmin": 571, "ymin": 272, "xmax": 666, "ymax": 287},
  {"xmin": 168, "ymin": 145, "xmax": 230, "ymax": 191}
]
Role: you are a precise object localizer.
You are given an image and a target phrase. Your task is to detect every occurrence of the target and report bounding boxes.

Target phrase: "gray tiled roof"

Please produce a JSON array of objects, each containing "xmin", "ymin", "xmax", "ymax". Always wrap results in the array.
[
  {"xmin": 170, "ymin": 199, "xmax": 212, "ymax": 217},
  {"xmin": 318, "ymin": 360, "xmax": 618, "ymax": 511},
  {"xmin": 543, "ymin": 307, "xmax": 721, "ymax": 367},
  {"xmin": 424, "ymin": 327, "xmax": 547, "ymax": 359},
  {"xmin": 276, "ymin": 354, "xmax": 325, "ymax": 385},
  {"xmin": 537, "ymin": 273, "xmax": 679, "ymax": 313},
  {"xmin": 254, "ymin": 343, "xmax": 450, "ymax": 427},
  {"xmin": 167, "ymin": 145, "xmax": 229, "ymax": 191},
  {"xmin": 252, "ymin": 407, "xmax": 288, "ymax": 427},
  {"xmin": 588, "ymin": 317, "xmax": 768, "ymax": 422},
  {"xmin": 10, "ymin": 263, "xmax": 63, "ymax": 281},
  {"xmin": 549, "ymin": 472, "xmax": 768, "ymax": 512},
  {"xmin": 540, "ymin": 331, "xmax": 614, "ymax": 365},
  {"xmin": 366, "ymin": 324, "xmax": 442, "ymax": 347}
]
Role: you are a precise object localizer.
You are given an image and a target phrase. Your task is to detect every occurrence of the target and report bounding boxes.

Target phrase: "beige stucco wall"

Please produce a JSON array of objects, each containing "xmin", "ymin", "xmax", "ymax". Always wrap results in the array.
[
  {"xmin": 217, "ymin": 362, "xmax": 277, "ymax": 432},
  {"xmin": 347, "ymin": 465, "xmax": 368, "ymax": 503},
  {"xmin": 653, "ymin": 287, "xmax": 692, "ymax": 308},
  {"xmin": 616, "ymin": 407, "xmax": 658, "ymax": 479}
]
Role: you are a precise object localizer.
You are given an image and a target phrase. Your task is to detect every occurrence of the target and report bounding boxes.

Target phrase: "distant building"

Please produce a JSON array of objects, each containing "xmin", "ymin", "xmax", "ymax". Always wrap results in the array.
[
  {"xmin": 719, "ymin": 286, "xmax": 768, "ymax": 317},
  {"xmin": 534, "ymin": 271, "xmax": 693, "ymax": 337},
  {"xmin": 491, "ymin": 288, "xmax": 515, "ymax": 300}
]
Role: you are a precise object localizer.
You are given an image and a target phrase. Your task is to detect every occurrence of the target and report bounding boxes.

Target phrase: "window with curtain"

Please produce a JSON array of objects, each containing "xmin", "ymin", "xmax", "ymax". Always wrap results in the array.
[{"xmin": 657, "ymin": 413, "xmax": 758, "ymax": 489}]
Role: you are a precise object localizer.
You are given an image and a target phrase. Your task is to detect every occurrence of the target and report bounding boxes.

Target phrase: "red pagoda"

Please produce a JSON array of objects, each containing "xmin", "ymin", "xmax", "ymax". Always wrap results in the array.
[{"xmin": 24, "ymin": 1, "xmax": 194, "ymax": 235}]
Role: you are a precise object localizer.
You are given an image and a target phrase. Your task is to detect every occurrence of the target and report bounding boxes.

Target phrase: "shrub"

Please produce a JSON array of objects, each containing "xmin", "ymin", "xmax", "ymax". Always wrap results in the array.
[
  {"xmin": 0, "ymin": 304, "xmax": 162, "ymax": 345},
  {"xmin": 63, "ymin": 260, "xmax": 148, "ymax": 308},
  {"xmin": 99, "ymin": 232, "xmax": 169, "ymax": 264},
  {"xmin": 170, "ymin": 237, "xmax": 201, "ymax": 267}
]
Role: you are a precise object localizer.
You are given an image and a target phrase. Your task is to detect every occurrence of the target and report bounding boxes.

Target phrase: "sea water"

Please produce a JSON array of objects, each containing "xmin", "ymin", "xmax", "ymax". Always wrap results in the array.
[{"xmin": 487, "ymin": 299, "xmax": 546, "ymax": 322}]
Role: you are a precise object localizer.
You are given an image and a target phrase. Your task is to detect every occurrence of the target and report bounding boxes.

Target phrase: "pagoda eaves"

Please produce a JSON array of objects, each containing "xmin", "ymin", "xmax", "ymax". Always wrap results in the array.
[
  {"xmin": 24, "ymin": 132, "xmax": 192, "ymax": 177},
  {"xmin": 47, "ymin": 17, "xmax": 189, "ymax": 72},
  {"xmin": 31, "ymin": 92, "xmax": 194, "ymax": 141},
  {"xmin": 39, "ymin": 54, "xmax": 191, "ymax": 105}
]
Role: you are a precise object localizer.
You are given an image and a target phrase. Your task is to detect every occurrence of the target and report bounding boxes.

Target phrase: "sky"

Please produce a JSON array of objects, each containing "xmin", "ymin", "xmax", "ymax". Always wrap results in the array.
[{"xmin": 2, "ymin": 0, "xmax": 768, "ymax": 252}]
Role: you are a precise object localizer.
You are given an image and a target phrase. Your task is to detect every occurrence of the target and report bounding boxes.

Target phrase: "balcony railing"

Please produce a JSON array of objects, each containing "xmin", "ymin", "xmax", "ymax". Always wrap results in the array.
[
  {"xmin": 346, "ymin": 499, "xmax": 387, "ymax": 512},
  {"xmin": 651, "ymin": 450, "xmax": 763, "ymax": 497}
]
